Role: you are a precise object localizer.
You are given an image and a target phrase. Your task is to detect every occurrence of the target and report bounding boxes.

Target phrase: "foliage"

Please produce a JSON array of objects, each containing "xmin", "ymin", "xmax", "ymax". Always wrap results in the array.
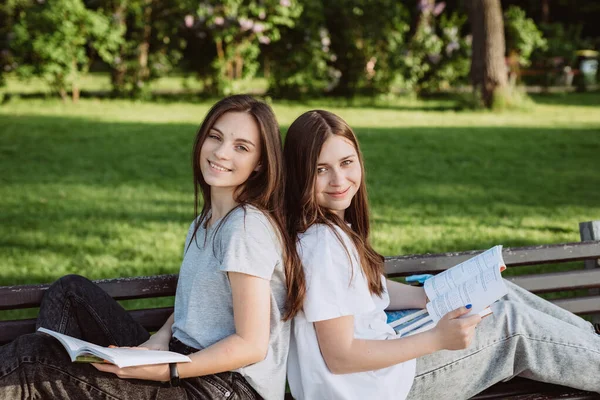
[
  {"xmin": 322, "ymin": 0, "xmax": 410, "ymax": 96},
  {"xmin": 192, "ymin": 0, "xmax": 302, "ymax": 95},
  {"xmin": 401, "ymin": 4, "xmax": 471, "ymax": 93},
  {"xmin": 10, "ymin": 0, "xmax": 122, "ymax": 101},
  {"xmin": 266, "ymin": 0, "xmax": 336, "ymax": 98},
  {"xmin": 536, "ymin": 23, "xmax": 594, "ymax": 66},
  {"xmin": 503, "ymin": 6, "xmax": 547, "ymax": 67},
  {"xmin": 102, "ymin": 0, "xmax": 192, "ymax": 98}
]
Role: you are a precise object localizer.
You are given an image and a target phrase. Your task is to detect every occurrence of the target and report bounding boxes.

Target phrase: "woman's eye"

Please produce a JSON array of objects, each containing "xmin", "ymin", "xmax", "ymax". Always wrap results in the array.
[
  {"xmin": 235, "ymin": 145, "xmax": 249, "ymax": 152},
  {"xmin": 341, "ymin": 159, "xmax": 353, "ymax": 166},
  {"xmin": 317, "ymin": 167, "xmax": 327, "ymax": 174},
  {"xmin": 208, "ymin": 134, "xmax": 221, "ymax": 141}
]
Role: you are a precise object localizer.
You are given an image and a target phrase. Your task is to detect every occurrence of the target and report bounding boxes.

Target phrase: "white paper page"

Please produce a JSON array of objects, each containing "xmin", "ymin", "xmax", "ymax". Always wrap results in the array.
[
  {"xmin": 425, "ymin": 266, "xmax": 507, "ymax": 322},
  {"xmin": 38, "ymin": 328, "xmax": 192, "ymax": 367},
  {"xmin": 424, "ymin": 245, "xmax": 505, "ymax": 301},
  {"xmin": 38, "ymin": 327, "xmax": 95, "ymax": 357},
  {"xmin": 104, "ymin": 348, "xmax": 192, "ymax": 368}
]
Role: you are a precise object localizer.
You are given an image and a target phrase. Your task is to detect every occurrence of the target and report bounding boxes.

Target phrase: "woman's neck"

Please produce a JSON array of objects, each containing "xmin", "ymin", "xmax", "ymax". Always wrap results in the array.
[{"xmin": 208, "ymin": 187, "xmax": 239, "ymax": 226}]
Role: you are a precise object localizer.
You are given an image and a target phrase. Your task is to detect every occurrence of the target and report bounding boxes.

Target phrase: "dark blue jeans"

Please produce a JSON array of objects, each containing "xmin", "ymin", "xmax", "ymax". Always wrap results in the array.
[{"xmin": 0, "ymin": 275, "xmax": 261, "ymax": 399}]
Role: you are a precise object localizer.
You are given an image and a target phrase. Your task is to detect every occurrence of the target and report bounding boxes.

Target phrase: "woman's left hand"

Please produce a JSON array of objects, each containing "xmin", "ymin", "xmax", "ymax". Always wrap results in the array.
[{"xmin": 92, "ymin": 362, "xmax": 170, "ymax": 381}]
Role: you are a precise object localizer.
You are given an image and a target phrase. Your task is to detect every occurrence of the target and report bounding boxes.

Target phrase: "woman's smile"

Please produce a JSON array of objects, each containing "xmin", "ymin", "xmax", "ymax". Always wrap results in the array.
[
  {"xmin": 325, "ymin": 187, "xmax": 351, "ymax": 199},
  {"xmin": 208, "ymin": 160, "xmax": 232, "ymax": 173}
]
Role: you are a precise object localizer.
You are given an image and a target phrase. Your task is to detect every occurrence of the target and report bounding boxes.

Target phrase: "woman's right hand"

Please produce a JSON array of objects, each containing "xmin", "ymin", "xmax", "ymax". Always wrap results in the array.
[
  {"xmin": 139, "ymin": 330, "xmax": 171, "ymax": 351},
  {"xmin": 432, "ymin": 306, "xmax": 482, "ymax": 351}
]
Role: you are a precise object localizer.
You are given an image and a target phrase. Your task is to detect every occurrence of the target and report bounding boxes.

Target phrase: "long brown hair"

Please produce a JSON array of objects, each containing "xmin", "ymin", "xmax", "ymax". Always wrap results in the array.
[
  {"xmin": 284, "ymin": 110, "xmax": 385, "ymax": 316},
  {"xmin": 190, "ymin": 94, "xmax": 301, "ymax": 320}
]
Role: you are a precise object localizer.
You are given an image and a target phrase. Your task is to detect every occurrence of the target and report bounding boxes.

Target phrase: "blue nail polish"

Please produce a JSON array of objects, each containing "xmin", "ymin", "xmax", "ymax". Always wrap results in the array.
[{"xmin": 466, "ymin": 304, "xmax": 472, "ymax": 309}]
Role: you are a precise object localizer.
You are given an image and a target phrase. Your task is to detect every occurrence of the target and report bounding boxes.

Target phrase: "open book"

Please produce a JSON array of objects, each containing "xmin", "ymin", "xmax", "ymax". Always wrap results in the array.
[
  {"xmin": 38, "ymin": 327, "xmax": 192, "ymax": 368},
  {"xmin": 388, "ymin": 245, "xmax": 507, "ymax": 337}
]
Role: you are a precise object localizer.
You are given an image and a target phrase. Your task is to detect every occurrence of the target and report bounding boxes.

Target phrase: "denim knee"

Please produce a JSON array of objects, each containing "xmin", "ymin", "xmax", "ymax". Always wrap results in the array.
[{"xmin": 44, "ymin": 274, "xmax": 96, "ymax": 301}]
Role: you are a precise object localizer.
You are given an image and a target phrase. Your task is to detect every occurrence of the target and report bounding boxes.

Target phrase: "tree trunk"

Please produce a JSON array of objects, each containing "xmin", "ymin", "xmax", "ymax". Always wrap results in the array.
[
  {"xmin": 467, "ymin": 0, "xmax": 508, "ymax": 108},
  {"xmin": 110, "ymin": 1, "xmax": 127, "ymax": 96},
  {"xmin": 541, "ymin": 0, "xmax": 550, "ymax": 24},
  {"xmin": 136, "ymin": 0, "xmax": 153, "ymax": 87},
  {"xmin": 71, "ymin": 58, "xmax": 80, "ymax": 103}
]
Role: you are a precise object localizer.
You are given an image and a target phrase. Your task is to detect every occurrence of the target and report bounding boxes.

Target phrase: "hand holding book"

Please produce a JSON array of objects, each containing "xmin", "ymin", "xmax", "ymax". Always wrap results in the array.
[{"xmin": 388, "ymin": 245, "xmax": 507, "ymax": 338}]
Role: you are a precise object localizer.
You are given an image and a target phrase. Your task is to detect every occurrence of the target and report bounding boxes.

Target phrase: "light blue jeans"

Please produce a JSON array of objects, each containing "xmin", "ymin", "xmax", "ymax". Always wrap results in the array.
[{"xmin": 406, "ymin": 280, "xmax": 600, "ymax": 399}]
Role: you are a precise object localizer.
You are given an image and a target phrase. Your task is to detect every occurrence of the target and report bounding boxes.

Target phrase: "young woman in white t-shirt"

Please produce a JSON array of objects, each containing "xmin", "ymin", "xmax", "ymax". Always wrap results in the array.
[
  {"xmin": 0, "ymin": 95, "xmax": 299, "ymax": 400},
  {"xmin": 283, "ymin": 109, "xmax": 600, "ymax": 399}
]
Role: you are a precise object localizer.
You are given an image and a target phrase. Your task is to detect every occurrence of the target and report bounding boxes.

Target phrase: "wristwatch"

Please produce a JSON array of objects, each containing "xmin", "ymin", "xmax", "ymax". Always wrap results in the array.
[{"xmin": 169, "ymin": 362, "xmax": 180, "ymax": 387}]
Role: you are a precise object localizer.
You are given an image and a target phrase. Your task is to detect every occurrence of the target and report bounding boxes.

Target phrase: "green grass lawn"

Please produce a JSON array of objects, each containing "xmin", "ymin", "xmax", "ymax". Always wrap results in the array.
[{"xmin": 1, "ymin": 92, "xmax": 599, "ymax": 319}]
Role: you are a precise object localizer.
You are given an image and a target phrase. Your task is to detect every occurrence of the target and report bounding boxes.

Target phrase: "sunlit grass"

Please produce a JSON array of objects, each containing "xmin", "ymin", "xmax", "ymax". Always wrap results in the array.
[{"xmin": 1, "ymin": 91, "xmax": 599, "ymax": 319}]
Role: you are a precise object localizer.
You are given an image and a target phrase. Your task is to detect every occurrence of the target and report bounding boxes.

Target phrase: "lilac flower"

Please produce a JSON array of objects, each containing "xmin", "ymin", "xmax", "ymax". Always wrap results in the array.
[
  {"xmin": 432, "ymin": 2, "xmax": 446, "ymax": 16},
  {"xmin": 445, "ymin": 41, "xmax": 459, "ymax": 56},
  {"xmin": 259, "ymin": 11, "xmax": 266, "ymax": 20},
  {"xmin": 280, "ymin": 0, "xmax": 291, "ymax": 7},
  {"xmin": 418, "ymin": 0, "xmax": 432, "ymax": 12},
  {"xmin": 321, "ymin": 37, "xmax": 330, "ymax": 47},
  {"xmin": 184, "ymin": 15, "xmax": 194, "ymax": 28},
  {"xmin": 239, "ymin": 18, "xmax": 254, "ymax": 31},
  {"xmin": 366, "ymin": 57, "xmax": 377, "ymax": 78},
  {"xmin": 214, "ymin": 16, "xmax": 224, "ymax": 26},
  {"xmin": 252, "ymin": 23, "xmax": 266, "ymax": 33},
  {"xmin": 427, "ymin": 54, "xmax": 442, "ymax": 64},
  {"xmin": 259, "ymin": 36, "xmax": 271, "ymax": 44},
  {"xmin": 444, "ymin": 26, "xmax": 458, "ymax": 39}
]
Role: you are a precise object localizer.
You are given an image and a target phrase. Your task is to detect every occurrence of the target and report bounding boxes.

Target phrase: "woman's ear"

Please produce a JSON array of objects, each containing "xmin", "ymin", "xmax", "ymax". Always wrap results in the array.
[{"xmin": 254, "ymin": 163, "xmax": 262, "ymax": 172}]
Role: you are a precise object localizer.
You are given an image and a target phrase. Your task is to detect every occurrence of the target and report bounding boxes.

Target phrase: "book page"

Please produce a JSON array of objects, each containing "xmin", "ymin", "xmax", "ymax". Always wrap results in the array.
[
  {"xmin": 38, "ymin": 327, "xmax": 96, "ymax": 358},
  {"xmin": 38, "ymin": 328, "xmax": 192, "ymax": 368},
  {"xmin": 425, "ymin": 266, "xmax": 507, "ymax": 322},
  {"xmin": 424, "ymin": 245, "xmax": 505, "ymax": 301}
]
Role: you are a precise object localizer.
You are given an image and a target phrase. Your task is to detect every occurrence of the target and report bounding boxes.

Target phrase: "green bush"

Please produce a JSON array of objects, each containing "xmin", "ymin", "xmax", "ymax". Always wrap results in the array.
[
  {"xmin": 11, "ymin": 0, "xmax": 122, "ymax": 101},
  {"xmin": 504, "ymin": 6, "xmax": 547, "ymax": 68}
]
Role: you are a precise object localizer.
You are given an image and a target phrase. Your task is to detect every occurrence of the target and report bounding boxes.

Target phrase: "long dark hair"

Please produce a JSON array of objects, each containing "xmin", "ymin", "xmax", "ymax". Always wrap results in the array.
[
  {"xmin": 284, "ymin": 110, "xmax": 385, "ymax": 316},
  {"xmin": 190, "ymin": 94, "xmax": 301, "ymax": 320}
]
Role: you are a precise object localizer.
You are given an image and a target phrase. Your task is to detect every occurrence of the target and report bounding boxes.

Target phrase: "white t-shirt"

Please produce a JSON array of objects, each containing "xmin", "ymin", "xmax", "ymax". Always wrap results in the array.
[{"xmin": 287, "ymin": 224, "xmax": 416, "ymax": 400}]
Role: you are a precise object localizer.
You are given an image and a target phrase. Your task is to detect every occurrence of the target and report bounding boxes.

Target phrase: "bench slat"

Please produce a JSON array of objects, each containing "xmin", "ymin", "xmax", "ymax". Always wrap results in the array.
[
  {"xmin": 551, "ymin": 295, "xmax": 600, "ymax": 315},
  {"xmin": 508, "ymin": 269, "xmax": 600, "ymax": 293},
  {"xmin": 0, "ymin": 274, "xmax": 178, "ymax": 311},
  {"xmin": 0, "ymin": 307, "xmax": 174, "ymax": 344},
  {"xmin": 385, "ymin": 241, "xmax": 600, "ymax": 276}
]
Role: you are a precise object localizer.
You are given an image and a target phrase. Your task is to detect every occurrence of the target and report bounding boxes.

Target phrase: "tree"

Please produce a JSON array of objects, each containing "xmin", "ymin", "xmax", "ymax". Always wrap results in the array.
[
  {"xmin": 180, "ymin": 0, "xmax": 302, "ymax": 95},
  {"xmin": 323, "ymin": 0, "xmax": 409, "ymax": 96},
  {"xmin": 99, "ymin": 0, "xmax": 192, "ymax": 98},
  {"xmin": 11, "ymin": 0, "xmax": 123, "ymax": 102},
  {"xmin": 467, "ymin": 0, "xmax": 508, "ymax": 108}
]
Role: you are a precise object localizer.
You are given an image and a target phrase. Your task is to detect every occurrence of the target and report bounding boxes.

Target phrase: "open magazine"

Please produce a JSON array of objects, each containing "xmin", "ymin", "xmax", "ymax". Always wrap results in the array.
[
  {"xmin": 38, "ymin": 327, "xmax": 192, "ymax": 368},
  {"xmin": 387, "ymin": 245, "xmax": 507, "ymax": 337}
]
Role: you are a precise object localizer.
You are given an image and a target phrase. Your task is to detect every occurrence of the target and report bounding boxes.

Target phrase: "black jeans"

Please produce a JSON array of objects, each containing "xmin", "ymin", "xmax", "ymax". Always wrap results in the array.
[{"xmin": 0, "ymin": 274, "xmax": 261, "ymax": 399}]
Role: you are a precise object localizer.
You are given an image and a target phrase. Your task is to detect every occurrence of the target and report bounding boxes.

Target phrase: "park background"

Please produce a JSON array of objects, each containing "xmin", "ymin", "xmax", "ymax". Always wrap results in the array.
[{"xmin": 1, "ymin": 0, "xmax": 599, "ymax": 320}]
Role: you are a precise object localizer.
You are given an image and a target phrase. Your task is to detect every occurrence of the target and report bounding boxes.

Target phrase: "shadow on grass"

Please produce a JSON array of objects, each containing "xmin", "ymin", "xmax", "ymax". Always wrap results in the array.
[{"xmin": 530, "ymin": 91, "xmax": 600, "ymax": 107}]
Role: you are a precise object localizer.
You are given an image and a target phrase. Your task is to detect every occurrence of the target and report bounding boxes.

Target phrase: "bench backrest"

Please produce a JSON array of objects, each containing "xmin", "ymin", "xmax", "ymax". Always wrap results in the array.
[{"xmin": 1, "ymin": 240, "xmax": 599, "ymax": 344}]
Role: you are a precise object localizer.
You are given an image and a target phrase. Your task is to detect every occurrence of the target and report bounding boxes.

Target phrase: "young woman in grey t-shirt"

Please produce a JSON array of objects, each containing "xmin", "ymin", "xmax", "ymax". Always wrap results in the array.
[{"xmin": 0, "ymin": 95, "xmax": 299, "ymax": 400}]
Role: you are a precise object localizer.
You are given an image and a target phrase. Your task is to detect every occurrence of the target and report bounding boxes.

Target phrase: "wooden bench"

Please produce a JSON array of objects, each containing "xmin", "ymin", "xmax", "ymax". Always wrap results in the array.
[{"xmin": 1, "ymin": 221, "xmax": 599, "ymax": 399}]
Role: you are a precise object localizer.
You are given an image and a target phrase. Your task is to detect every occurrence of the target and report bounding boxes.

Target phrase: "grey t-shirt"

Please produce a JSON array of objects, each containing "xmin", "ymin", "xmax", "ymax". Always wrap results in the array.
[{"xmin": 171, "ymin": 205, "xmax": 289, "ymax": 400}]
